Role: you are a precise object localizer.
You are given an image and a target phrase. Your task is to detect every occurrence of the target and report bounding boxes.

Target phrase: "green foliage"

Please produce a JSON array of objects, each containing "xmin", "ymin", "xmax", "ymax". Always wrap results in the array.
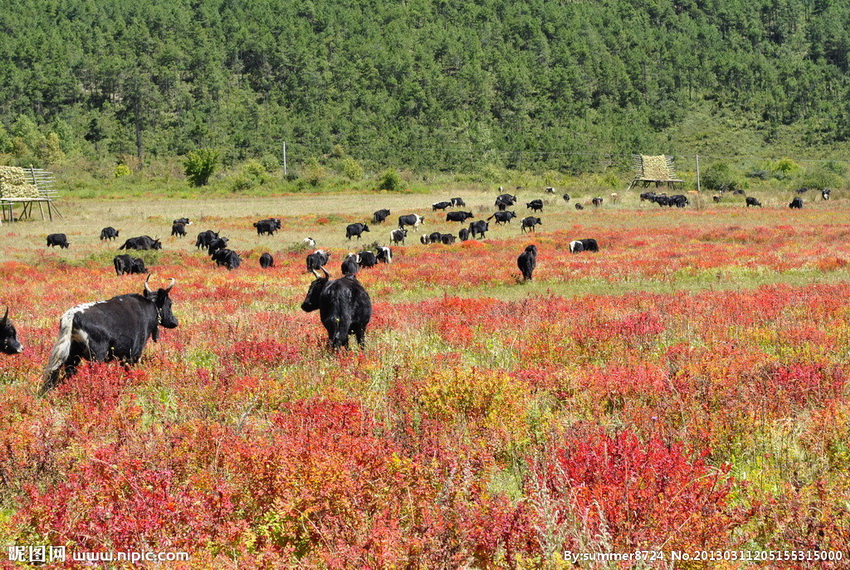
[
  {"xmin": 301, "ymin": 157, "xmax": 327, "ymax": 188},
  {"xmin": 796, "ymin": 166, "xmax": 843, "ymax": 191},
  {"xmin": 1, "ymin": 0, "xmax": 850, "ymax": 174},
  {"xmin": 114, "ymin": 164, "xmax": 131, "ymax": 178},
  {"xmin": 773, "ymin": 158, "xmax": 800, "ymax": 176},
  {"xmin": 228, "ymin": 159, "xmax": 273, "ymax": 192},
  {"xmin": 702, "ymin": 162, "xmax": 742, "ymax": 191},
  {"xmin": 341, "ymin": 157, "xmax": 364, "ymax": 181},
  {"xmin": 183, "ymin": 149, "xmax": 219, "ymax": 187},
  {"xmin": 377, "ymin": 169, "xmax": 403, "ymax": 192}
]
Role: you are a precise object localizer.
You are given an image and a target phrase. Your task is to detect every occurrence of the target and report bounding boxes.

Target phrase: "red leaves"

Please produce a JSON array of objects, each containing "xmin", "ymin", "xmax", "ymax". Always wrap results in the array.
[
  {"xmin": 5, "ymin": 212, "xmax": 850, "ymax": 564},
  {"xmin": 528, "ymin": 428, "xmax": 740, "ymax": 551}
]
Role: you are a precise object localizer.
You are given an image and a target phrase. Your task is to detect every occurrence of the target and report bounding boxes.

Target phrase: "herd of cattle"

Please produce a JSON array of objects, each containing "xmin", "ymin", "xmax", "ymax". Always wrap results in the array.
[{"xmin": 4, "ymin": 183, "xmax": 827, "ymax": 395}]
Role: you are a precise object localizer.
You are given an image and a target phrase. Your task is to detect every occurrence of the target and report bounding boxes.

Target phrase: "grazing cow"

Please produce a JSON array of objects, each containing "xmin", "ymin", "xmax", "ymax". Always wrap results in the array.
[
  {"xmin": 119, "ymin": 236, "xmax": 162, "ymax": 251},
  {"xmin": 428, "ymin": 231, "xmax": 443, "ymax": 244},
  {"xmin": 545, "ymin": 187, "xmax": 556, "ymax": 194},
  {"xmin": 372, "ymin": 209, "xmax": 391, "ymax": 224},
  {"xmin": 171, "ymin": 222, "xmax": 187, "ymax": 237},
  {"xmin": 306, "ymin": 250, "xmax": 331, "ymax": 272},
  {"xmin": 577, "ymin": 238, "xmax": 598, "ymax": 252},
  {"xmin": 259, "ymin": 252, "xmax": 274, "ymax": 268},
  {"xmin": 562, "ymin": 193, "xmax": 570, "ymax": 202},
  {"xmin": 488, "ymin": 211, "xmax": 517, "ymax": 225},
  {"xmin": 575, "ymin": 203, "xmax": 584, "ymax": 210},
  {"xmin": 450, "ymin": 197, "xmax": 466, "ymax": 207},
  {"xmin": 446, "ymin": 211, "xmax": 474, "ymax": 222},
  {"xmin": 822, "ymin": 188, "xmax": 832, "ymax": 200},
  {"xmin": 526, "ymin": 199, "xmax": 544, "ymax": 212},
  {"xmin": 47, "ymin": 234, "xmax": 69, "ymax": 249},
  {"xmin": 712, "ymin": 195, "xmax": 722, "ymax": 203},
  {"xmin": 376, "ymin": 246, "xmax": 393, "ymax": 264},
  {"xmin": 358, "ymin": 251, "xmax": 377, "ymax": 268},
  {"xmin": 390, "ymin": 228, "xmax": 408, "ymax": 245},
  {"xmin": 795, "ymin": 187, "xmax": 809, "ymax": 194},
  {"xmin": 610, "ymin": 192, "xmax": 620, "ymax": 203},
  {"xmin": 468, "ymin": 220, "xmax": 489, "ymax": 239},
  {"xmin": 212, "ymin": 248, "xmax": 241, "ymax": 270},
  {"xmin": 495, "ymin": 199, "xmax": 509, "ymax": 211},
  {"xmin": 301, "ymin": 267, "xmax": 372, "ymax": 349},
  {"xmin": 520, "ymin": 216, "xmax": 542, "ymax": 233},
  {"xmin": 1, "ymin": 307, "xmax": 23, "ymax": 354},
  {"xmin": 569, "ymin": 240, "xmax": 584, "ymax": 254},
  {"xmin": 745, "ymin": 197, "xmax": 762, "ymax": 207},
  {"xmin": 341, "ymin": 253, "xmax": 360, "ymax": 275},
  {"xmin": 398, "ymin": 214, "xmax": 424, "ymax": 231},
  {"xmin": 303, "ymin": 237, "xmax": 316, "ymax": 248},
  {"xmin": 440, "ymin": 234, "xmax": 456, "ymax": 245},
  {"xmin": 254, "ymin": 218, "xmax": 282, "ymax": 236},
  {"xmin": 669, "ymin": 195, "xmax": 689, "ymax": 208},
  {"xmin": 789, "ymin": 197, "xmax": 804, "ymax": 209},
  {"xmin": 640, "ymin": 191, "xmax": 656, "ymax": 202},
  {"xmin": 40, "ymin": 275, "xmax": 178, "ymax": 394},
  {"xmin": 100, "ymin": 227, "xmax": 119, "ymax": 241},
  {"xmin": 420, "ymin": 234, "xmax": 431, "ymax": 245},
  {"xmin": 432, "ymin": 201, "xmax": 452, "ymax": 211},
  {"xmin": 458, "ymin": 228, "xmax": 470, "ymax": 241},
  {"xmin": 195, "ymin": 230, "xmax": 219, "ymax": 250},
  {"xmin": 496, "ymin": 193, "xmax": 517, "ymax": 206},
  {"xmin": 517, "ymin": 245, "xmax": 537, "ymax": 281},
  {"xmin": 207, "ymin": 236, "xmax": 229, "ymax": 256},
  {"xmin": 592, "ymin": 197, "xmax": 603, "ymax": 207},
  {"xmin": 173, "ymin": 217, "xmax": 191, "ymax": 226},
  {"xmin": 113, "ymin": 254, "xmax": 147, "ymax": 276}
]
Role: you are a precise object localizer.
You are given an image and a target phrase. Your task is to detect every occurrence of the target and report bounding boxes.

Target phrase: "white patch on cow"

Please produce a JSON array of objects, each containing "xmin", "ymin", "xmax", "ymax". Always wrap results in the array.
[
  {"xmin": 569, "ymin": 241, "xmax": 581, "ymax": 253},
  {"xmin": 61, "ymin": 301, "xmax": 103, "ymax": 329},
  {"xmin": 377, "ymin": 246, "xmax": 392, "ymax": 263},
  {"xmin": 42, "ymin": 300, "xmax": 105, "ymax": 390},
  {"xmin": 71, "ymin": 328, "xmax": 89, "ymax": 345}
]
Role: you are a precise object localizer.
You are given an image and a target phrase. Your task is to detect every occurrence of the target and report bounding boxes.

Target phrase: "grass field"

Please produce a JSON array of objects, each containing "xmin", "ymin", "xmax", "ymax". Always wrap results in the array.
[{"xmin": 1, "ymin": 187, "xmax": 849, "ymax": 567}]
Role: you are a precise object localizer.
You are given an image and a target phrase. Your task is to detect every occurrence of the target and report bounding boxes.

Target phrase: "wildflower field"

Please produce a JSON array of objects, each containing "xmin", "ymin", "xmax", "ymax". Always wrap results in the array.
[{"xmin": 1, "ymin": 191, "xmax": 849, "ymax": 568}]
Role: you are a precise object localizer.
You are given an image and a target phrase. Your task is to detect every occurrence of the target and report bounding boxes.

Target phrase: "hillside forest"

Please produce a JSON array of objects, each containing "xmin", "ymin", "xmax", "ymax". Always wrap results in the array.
[{"xmin": 2, "ymin": 0, "xmax": 850, "ymax": 180}]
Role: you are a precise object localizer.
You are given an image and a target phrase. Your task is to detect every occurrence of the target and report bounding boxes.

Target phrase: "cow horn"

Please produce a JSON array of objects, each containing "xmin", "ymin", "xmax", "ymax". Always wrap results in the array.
[
  {"xmin": 311, "ymin": 268, "xmax": 322, "ymax": 278},
  {"xmin": 165, "ymin": 278, "xmax": 176, "ymax": 292},
  {"xmin": 319, "ymin": 266, "xmax": 330, "ymax": 279},
  {"xmin": 1, "ymin": 306, "xmax": 7, "ymax": 325},
  {"xmin": 144, "ymin": 273, "xmax": 154, "ymax": 293}
]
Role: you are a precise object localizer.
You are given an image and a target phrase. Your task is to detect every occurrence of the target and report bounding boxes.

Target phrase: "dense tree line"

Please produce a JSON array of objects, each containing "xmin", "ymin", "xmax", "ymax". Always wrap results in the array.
[{"xmin": 1, "ymin": 0, "xmax": 849, "ymax": 174}]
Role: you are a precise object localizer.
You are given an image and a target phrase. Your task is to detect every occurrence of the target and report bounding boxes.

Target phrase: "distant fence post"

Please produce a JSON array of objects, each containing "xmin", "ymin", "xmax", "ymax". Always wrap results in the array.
[{"xmin": 696, "ymin": 154, "xmax": 701, "ymax": 193}]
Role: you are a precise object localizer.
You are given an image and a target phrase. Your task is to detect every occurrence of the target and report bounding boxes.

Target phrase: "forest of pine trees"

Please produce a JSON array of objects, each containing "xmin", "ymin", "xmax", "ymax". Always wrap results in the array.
[{"xmin": 1, "ymin": 0, "xmax": 849, "ymax": 175}]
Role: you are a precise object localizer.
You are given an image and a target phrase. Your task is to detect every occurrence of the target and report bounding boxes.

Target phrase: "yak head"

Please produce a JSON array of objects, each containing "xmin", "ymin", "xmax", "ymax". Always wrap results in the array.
[
  {"xmin": 1, "ymin": 307, "xmax": 23, "ymax": 354},
  {"xmin": 301, "ymin": 267, "xmax": 330, "ymax": 312},
  {"xmin": 143, "ymin": 274, "xmax": 178, "ymax": 339}
]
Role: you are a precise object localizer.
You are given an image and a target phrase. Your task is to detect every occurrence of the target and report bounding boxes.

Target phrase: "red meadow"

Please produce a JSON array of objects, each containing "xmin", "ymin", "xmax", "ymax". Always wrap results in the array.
[{"xmin": 1, "ymin": 195, "xmax": 849, "ymax": 567}]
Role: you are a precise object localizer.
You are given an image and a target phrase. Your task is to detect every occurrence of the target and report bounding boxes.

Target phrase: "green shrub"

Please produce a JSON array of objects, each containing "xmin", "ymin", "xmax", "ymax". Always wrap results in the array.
[
  {"xmin": 183, "ymin": 148, "xmax": 219, "ymax": 187},
  {"xmin": 701, "ymin": 162, "xmax": 742, "ymax": 191},
  {"xmin": 772, "ymin": 157, "xmax": 799, "ymax": 176},
  {"xmin": 796, "ymin": 167, "xmax": 842, "ymax": 191},
  {"xmin": 378, "ymin": 168, "xmax": 403, "ymax": 192},
  {"xmin": 342, "ymin": 157, "xmax": 364, "ymax": 181}
]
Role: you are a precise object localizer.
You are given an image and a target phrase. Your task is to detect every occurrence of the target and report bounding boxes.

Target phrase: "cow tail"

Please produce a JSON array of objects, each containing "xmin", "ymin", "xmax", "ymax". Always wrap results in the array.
[{"xmin": 40, "ymin": 313, "xmax": 74, "ymax": 395}]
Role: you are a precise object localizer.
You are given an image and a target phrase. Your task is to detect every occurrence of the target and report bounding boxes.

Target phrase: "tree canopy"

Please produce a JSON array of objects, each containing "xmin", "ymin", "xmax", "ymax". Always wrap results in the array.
[{"xmin": 1, "ymin": 0, "xmax": 849, "ymax": 173}]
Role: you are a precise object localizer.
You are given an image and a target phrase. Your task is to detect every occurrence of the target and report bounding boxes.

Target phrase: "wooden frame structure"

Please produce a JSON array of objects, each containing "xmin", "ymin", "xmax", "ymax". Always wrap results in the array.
[
  {"xmin": 0, "ymin": 166, "xmax": 62, "ymax": 223},
  {"xmin": 627, "ymin": 154, "xmax": 684, "ymax": 192}
]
